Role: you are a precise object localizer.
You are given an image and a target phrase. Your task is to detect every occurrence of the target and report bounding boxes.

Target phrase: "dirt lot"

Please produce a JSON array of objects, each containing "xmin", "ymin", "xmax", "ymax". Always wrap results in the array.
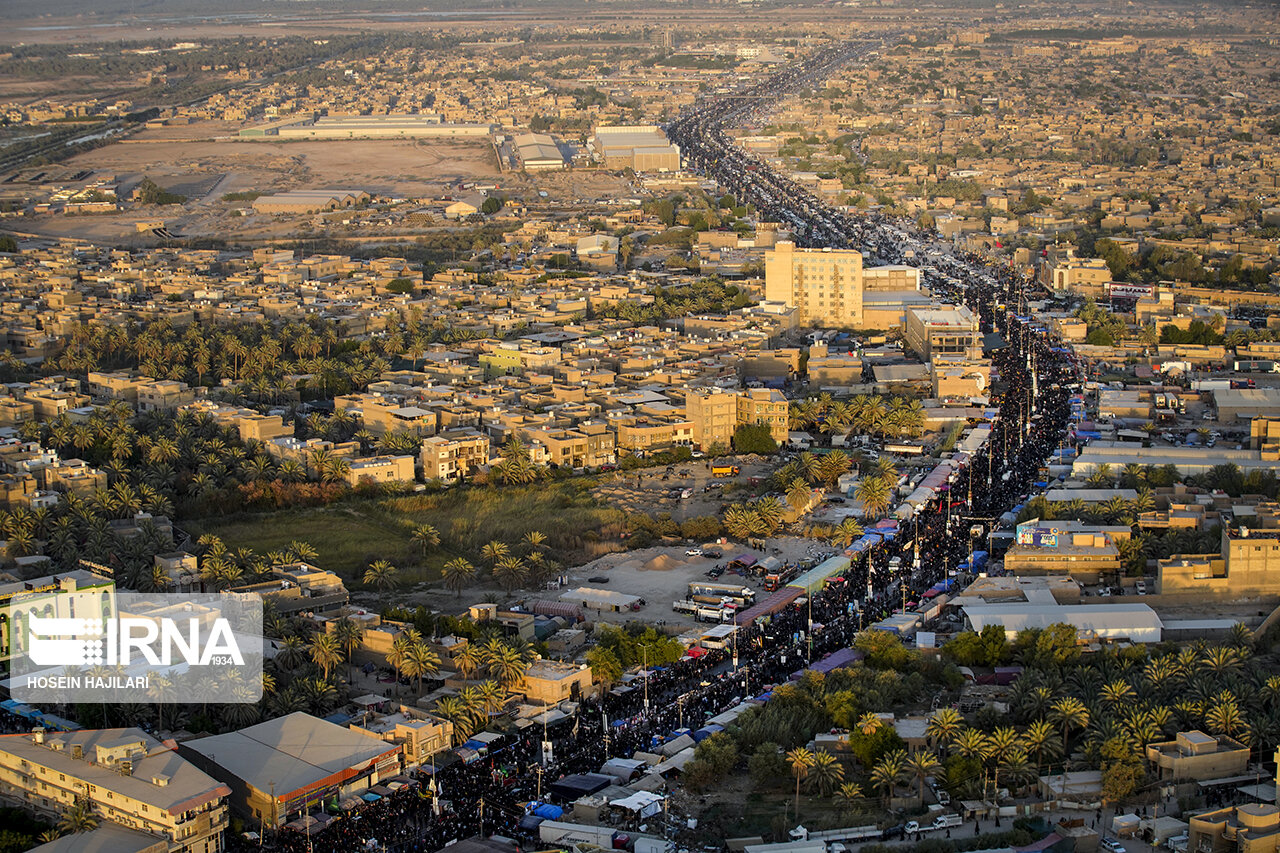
[
  {"xmin": 14, "ymin": 133, "xmax": 513, "ymax": 243},
  {"xmin": 591, "ymin": 455, "xmax": 777, "ymax": 519},
  {"xmin": 527, "ymin": 169, "xmax": 639, "ymax": 205}
]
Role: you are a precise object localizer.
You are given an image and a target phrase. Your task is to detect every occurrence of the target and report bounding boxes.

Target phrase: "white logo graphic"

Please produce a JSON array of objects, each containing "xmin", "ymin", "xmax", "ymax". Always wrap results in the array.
[
  {"xmin": 26, "ymin": 613, "xmax": 244, "ymax": 668},
  {"xmin": 9, "ymin": 592, "xmax": 263, "ymax": 705}
]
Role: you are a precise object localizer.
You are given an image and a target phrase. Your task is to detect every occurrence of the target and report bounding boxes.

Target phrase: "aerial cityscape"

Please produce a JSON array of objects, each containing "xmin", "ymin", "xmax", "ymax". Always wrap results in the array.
[{"xmin": 0, "ymin": 1, "xmax": 1277, "ymax": 852}]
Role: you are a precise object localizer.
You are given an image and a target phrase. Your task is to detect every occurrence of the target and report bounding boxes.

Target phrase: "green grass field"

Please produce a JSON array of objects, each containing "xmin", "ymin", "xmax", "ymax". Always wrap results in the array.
[{"xmin": 185, "ymin": 479, "xmax": 627, "ymax": 587}]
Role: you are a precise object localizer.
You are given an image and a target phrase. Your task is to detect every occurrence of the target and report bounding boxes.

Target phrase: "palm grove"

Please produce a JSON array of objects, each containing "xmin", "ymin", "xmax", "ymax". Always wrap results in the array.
[{"xmin": 676, "ymin": 622, "xmax": 1272, "ymax": 835}]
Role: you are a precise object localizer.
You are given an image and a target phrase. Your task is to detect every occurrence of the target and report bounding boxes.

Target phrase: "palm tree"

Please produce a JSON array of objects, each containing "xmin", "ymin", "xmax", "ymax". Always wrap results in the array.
[
  {"xmin": 870, "ymin": 749, "xmax": 907, "ymax": 806},
  {"xmin": 953, "ymin": 728, "xmax": 990, "ymax": 762},
  {"xmin": 276, "ymin": 635, "xmax": 308, "ymax": 672},
  {"xmin": 411, "ymin": 524, "xmax": 440, "ymax": 558},
  {"xmin": 1101, "ymin": 679, "xmax": 1136, "ymax": 708},
  {"xmin": 435, "ymin": 697, "xmax": 474, "ymax": 744},
  {"xmin": 523, "ymin": 530, "xmax": 547, "ymax": 552},
  {"xmin": 904, "ymin": 751, "xmax": 943, "ymax": 805},
  {"xmin": 857, "ymin": 713, "xmax": 884, "ymax": 736},
  {"xmin": 807, "ymin": 750, "xmax": 846, "ymax": 796},
  {"xmin": 831, "ymin": 517, "xmax": 864, "ymax": 548},
  {"xmin": 481, "ymin": 540, "xmax": 510, "ymax": 568},
  {"xmin": 309, "ymin": 633, "xmax": 343, "ymax": 682},
  {"xmin": 926, "ymin": 708, "xmax": 964, "ymax": 754},
  {"xmin": 855, "ymin": 475, "xmax": 892, "ymax": 519},
  {"xmin": 454, "ymin": 644, "xmax": 480, "ymax": 681},
  {"xmin": 57, "ymin": 799, "xmax": 99, "ymax": 835},
  {"xmin": 387, "ymin": 636, "xmax": 411, "ymax": 695},
  {"xmin": 493, "ymin": 555, "xmax": 526, "ymax": 594},
  {"xmin": 405, "ymin": 642, "xmax": 441, "ymax": 696},
  {"xmin": 1022, "ymin": 718, "xmax": 1062, "ymax": 777},
  {"xmin": 1050, "ymin": 697, "xmax": 1090, "ymax": 778},
  {"xmin": 442, "ymin": 558, "xmax": 476, "ymax": 597},
  {"xmin": 489, "ymin": 645, "xmax": 528, "ymax": 687},
  {"xmin": 362, "ymin": 559, "xmax": 400, "ymax": 592},
  {"xmin": 334, "ymin": 617, "xmax": 363, "ymax": 680},
  {"xmin": 787, "ymin": 747, "xmax": 814, "ymax": 820},
  {"xmin": 836, "ymin": 782, "xmax": 864, "ymax": 816}
]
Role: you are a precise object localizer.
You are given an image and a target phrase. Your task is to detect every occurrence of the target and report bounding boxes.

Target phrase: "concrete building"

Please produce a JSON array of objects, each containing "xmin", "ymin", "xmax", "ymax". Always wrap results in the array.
[
  {"xmin": 1045, "ymin": 251, "xmax": 1112, "ymax": 295},
  {"xmin": 764, "ymin": 242, "xmax": 864, "ymax": 327},
  {"xmin": 1189, "ymin": 804, "xmax": 1280, "ymax": 853},
  {"xmin": 904, "ymin": 305, "xmax": 983, "ymax": 360},
  {"xmin": 684, "ymin": 387, "xmax": 788, "ymax": 452},
  {"xmin": 354, "ymin": 706, "xmax": 454, "ymax": 770},
  {"xmin": 344, "ymin": 455, "xmax": 415, "ymax": 486},
  {"xmin": 1215, "ymin": 389, "xmax": 1280, "ymax": 423},
  {"xmin": 589, "ymin": 126, "xmax": 680, "ymax": 171},
  {"xmin": 229, "ymin": 563, "xmax": 348, "ymax": 618},
  {"xmin": 0, "ymin": 727, "xmax": 229, "ymax": 853},
  {"xmin": 420, "ymin": 431, "xmax": 491, "ymax": 482},
  {"xmin": 179, "ymin": 712, "xmax": 401, "ymax": 830},
  {"xmin": 1158, "ymin": 510, "xmax": 1280, "ymax": 598},
  {"xmin": 1144, "ymin": 731, "xmax": 1249, "ymax": 782},
  {"xmin": 518, "ymin": 659, "xmax": 594, "ymax": 706}
]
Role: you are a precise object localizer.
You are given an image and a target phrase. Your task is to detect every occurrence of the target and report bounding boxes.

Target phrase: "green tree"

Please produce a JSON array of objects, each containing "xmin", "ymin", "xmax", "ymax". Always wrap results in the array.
[
  {"xmin": 748, "ymin": 742, "xmax": 788, "ymax": 788},
  {"xmin": 733, "ymin": 422, "xmax": 779, "ymax": 454}
]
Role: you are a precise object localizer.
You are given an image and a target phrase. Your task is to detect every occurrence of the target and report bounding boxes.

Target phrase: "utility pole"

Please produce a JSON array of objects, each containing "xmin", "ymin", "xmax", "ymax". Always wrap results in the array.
[
  {"xmin": 642, "ymin": 644, "xmax": 650, "ymax": 714},
  {"xmin": 479, "ymin": 797, "xmax": 484, "ymax": 837}
]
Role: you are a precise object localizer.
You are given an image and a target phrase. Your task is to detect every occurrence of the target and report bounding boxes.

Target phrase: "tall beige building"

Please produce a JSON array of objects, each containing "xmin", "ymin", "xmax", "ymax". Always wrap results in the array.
[
  {"xmin": 765, "ymin": 241, "xmax": 864, "ymax": 327},
  {"xmin": 685, "ymin": 388, "xmax": 789, "ymax": 452}
]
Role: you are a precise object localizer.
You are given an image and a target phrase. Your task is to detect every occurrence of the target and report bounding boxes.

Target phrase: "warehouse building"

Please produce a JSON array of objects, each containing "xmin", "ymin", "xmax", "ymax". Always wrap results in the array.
[
  {"xmin": 513, "ymin": 132, "xmax": 567, "ymax": 170},
  {"xmin": 961, "ymin": 602, "xmax": 1163, "ymax": 643},
  {"xmin": 589, "ymin": 125, "xmax": 680, "ymax": 171},
  {"xmin": 242, "ymin": 115, "xmax": 495, "ymax": 140},
  {"xmin": 1072, "ymin": 442, "xmax": 1280, "ymax": 478},
  {"xmin": 252, "ymin": 189, "xmax": 371, "ymax": 214},
  {"xmin": 179, "ymin": 712, "xmax": 401, "ymax": 830}
]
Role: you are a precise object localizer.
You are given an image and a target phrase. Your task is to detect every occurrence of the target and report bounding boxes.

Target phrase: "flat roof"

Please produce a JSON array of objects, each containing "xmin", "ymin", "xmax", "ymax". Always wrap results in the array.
[
  {"xmin": 0, "ymin": 728, "xmax": 228, "ymax": 815},
  {"xmin": 180, "ymin": 712, "xmax": 396, "ymax": 798}
]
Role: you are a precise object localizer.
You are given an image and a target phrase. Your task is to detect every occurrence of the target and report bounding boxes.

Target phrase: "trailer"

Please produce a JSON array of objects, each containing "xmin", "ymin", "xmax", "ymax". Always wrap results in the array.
[
  {"xmin": 672, "ymin": 599, "xmax": 698, "ymax": 614},
  {"xmin": 688, "ymin": 581, "xmax": 756, "ymax": 604}
]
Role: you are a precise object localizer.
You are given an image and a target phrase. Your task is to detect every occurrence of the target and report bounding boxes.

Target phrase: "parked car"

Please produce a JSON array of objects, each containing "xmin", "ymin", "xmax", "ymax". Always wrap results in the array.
[
  {"xmin": 686, "ymin": 548, "xmax": 704, "ymax": 557},
  {"xmin": 588, "ymin": 575, "xmax": 610, "ymax": 584},
  {"xmin": 1102, "ymin": 839, "xmax": 1126, "ymax": 853}
]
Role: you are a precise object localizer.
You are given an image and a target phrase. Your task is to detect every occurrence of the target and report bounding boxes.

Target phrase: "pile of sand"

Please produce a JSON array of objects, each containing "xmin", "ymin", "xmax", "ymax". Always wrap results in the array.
[{"xmin": 643, "ymin": 553, "xmax": 680, "ymax": 572}]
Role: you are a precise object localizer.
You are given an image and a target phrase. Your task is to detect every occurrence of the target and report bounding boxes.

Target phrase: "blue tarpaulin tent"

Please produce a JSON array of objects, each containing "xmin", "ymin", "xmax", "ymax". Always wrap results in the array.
[{"xmin": 532, "ymin": 803, "xmax": 564, "ymax": 820}]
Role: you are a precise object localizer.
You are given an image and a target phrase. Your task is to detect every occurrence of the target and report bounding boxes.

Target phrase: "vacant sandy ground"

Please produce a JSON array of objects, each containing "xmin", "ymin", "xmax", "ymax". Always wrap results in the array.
[{"xmin": 66, "ymin": 136, "xmax": 503, "ymax": 197}]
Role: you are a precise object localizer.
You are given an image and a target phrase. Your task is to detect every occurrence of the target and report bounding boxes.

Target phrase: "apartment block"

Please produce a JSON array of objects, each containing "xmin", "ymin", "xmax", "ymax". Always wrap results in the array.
[
  {"xmin": 420, "ymin": 431, "xmax": 491, "ymax": 482},
  {"xmin": 764, "ymin": 241, "xmax": 864, "ymax": 327},
  {"xmin": 0, "ymin": 727, "xmax": 229, "ymax": 853}
]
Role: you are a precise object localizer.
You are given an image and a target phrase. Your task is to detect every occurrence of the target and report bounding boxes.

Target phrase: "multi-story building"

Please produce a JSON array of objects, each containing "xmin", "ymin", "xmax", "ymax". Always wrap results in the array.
[
  {"xmin": 736, "ymin": 388, "xmax": 789, "ymax": 446},
  {"xmin": 764, "ymin": 241, "xmax": 864, "ymax": 327},
  {"xmin": 334, "ymin": 393, "xmax": 436, "ymax": 438},
  {"xmin": 1044, "ymin": 249, "xmax": 1112, "ymax": 296},
  {"xmin": 419, "ymin": 431, "xmax": 491, "ymax": 482},
  {"xmin": 685, "ymin": 388, "xmax": 737, "ymax": 451},
  {"xmin": 0, "ymin": 727, "xmax": 229, "ymax": 853},
  {"xmin": 1189, "ymin": 804, "xmax": 1280, "ymax": 853},
  {"xmin": 354, "ymin": 706, "xmax": 453, "ymax": 770},
  {"xmin": 1158, "ymin": 505, "xmax": 1280, "ymax": 597},
  {"xmin": 1144, "ymin": 731, "xmax": 1249, "ymax": 782},
  {"xmin": 904, "ymin": 305, "xmax": 984, "ymax": 361}
]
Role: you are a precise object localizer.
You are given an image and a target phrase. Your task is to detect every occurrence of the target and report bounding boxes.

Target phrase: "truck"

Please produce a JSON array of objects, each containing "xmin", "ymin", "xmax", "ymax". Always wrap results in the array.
[
  {"xmin": 688, "ymin": 582, "xmax": 756, "ymax": 604},
  {"xmin": 905, "ymin": 814, "xmax": 962, "ymax": 834},
  {"xmin": 672, "ymin": 599, "xmax": 699, "ymax": 614},
  {"xmin": 696, "ymin": 607, "xmax": 730, "ymax": 623},
  {"xmin": 711, "ymin": 464, "xmax": 740, "ymax": 477}
]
